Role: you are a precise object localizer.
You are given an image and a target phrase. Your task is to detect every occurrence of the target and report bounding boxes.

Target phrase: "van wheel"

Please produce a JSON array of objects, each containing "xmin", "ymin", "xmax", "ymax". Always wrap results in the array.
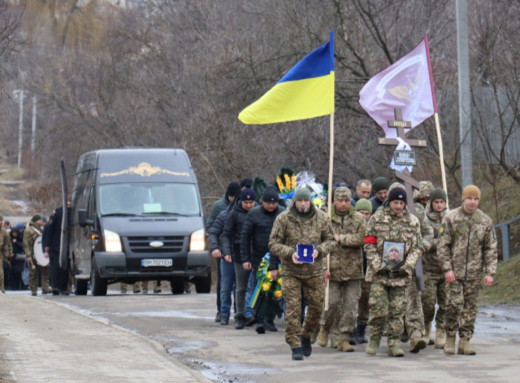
[
  {"xmin": 170, "ymin": 278, "xmax": 184, "ymax": 295},
  {"xmin": 194, "ymin": 274, "xmax": 211, "ymax": 293},
  {"xmin": 90, "ymin": 258, "xmax": 107, "ymax": 296},
  {"xmin": 75, "ymin": 278, "xmax": 88, "ymax": 295}
]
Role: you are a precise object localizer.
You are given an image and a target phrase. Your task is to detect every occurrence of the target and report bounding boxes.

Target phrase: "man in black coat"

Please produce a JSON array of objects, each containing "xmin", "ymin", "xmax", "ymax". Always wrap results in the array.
[
  {"xmin": 222, "ymin": 188, "xmax": 256, "ymax": 329},
  {"xmin": 241, "ymin": 187, "xmax": 285, "ymax": 333},
  {"xmin": 42, "ymin": 205, "xmax": 70, "ymax": 295}
]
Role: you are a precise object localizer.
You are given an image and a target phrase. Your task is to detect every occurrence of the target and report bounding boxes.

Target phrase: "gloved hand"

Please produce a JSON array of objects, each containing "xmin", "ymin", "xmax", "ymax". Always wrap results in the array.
[{"xmin": 376, "ymin": 266, "xmax": 391, "ymax": 276}]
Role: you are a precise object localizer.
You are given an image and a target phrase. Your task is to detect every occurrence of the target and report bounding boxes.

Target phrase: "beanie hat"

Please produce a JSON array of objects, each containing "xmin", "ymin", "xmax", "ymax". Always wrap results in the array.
[
  {"xmin": 226, "ymin": 182, "xmax": 241, "ymax": 198},
  {"xmin": 355, "ymin": 198, "xmax": 372, "ymax": 212},
  {"xmin": 462, "ymin": 185, "xmax": 481, "ymax": 201},
  {"xmin": 388, "ymin": 187, "xmax": 407, "ymax": 204},
  {"xmin": 240, "ymin": 188, "xmax": 256, "ymax": 202},
  {"xmin": 372, "ymin": 177, "xmax": 390, "ymax": 193},
  {"xmin": 294, "ymin": 186, "xmax": 311, "ymax": 201},
  {"xmin": 414, "ymin": 181, "xmax": 434, "ymax": 201},
  {"xmin": 333, "ymin": 186, "xmax": 352, "ymax": 201},
  {"xmin": 430, "ymin": 188, "xmax": 447, "ymax": 202},
  {"xmin": 31, "ymin": 214, "xmax": 42, "ymax": 223},
  {"xmin": 262, "ymin": 187, "xmax": 279, "ymax": 203},
  {"xmin": 240, "ymin": 178, "xmax": 253, "ymax": 189}
]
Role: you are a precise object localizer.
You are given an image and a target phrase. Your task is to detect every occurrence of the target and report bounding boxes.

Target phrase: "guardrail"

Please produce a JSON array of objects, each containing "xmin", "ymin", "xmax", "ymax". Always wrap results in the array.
[{"xmin": 494, "ymin": 214, "xmax": 520, "ymax": 261}]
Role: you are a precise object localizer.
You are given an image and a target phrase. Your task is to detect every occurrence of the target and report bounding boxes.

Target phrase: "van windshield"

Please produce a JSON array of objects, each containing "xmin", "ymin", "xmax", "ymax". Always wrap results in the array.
[{"xmin": 99, "ymin": 183, "xmax": 200, "ymax": 216}]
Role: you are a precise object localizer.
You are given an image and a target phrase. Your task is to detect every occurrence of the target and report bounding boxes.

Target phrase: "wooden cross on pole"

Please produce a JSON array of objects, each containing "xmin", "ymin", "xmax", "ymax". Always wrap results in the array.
[{"xmin": 378, "ymin": 108, "xmax": 427, "ymax": 215}]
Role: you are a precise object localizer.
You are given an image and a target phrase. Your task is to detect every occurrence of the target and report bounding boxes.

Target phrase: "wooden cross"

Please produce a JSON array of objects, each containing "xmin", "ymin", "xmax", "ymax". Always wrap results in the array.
[{"xmin": 378, "ymin": 108, "xmax": 426, "ymax": 215}]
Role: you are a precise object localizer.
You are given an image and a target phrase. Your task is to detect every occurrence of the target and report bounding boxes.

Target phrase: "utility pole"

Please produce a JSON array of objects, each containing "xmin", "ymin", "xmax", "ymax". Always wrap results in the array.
[
  {"xmin": 456, "ymin": 0, "xmax": 473, "ymax": 187},
  {"xmin": 31, "ymin": 95, "xmax": 37, "ymax": 153},
  {"xmin": 14, "ymin": 89, "xmax": 25, "ymax": 168}
]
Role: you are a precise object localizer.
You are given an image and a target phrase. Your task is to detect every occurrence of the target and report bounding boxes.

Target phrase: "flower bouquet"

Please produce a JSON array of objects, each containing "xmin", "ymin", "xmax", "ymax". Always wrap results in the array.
[{"xmin": 249, "ymin": 253, "xmax": 283, "ymax": 320}]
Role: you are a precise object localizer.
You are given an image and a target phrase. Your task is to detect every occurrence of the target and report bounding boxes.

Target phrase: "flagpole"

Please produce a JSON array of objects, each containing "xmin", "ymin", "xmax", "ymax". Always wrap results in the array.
[
  {"xmin": 324, "ymin": 112, "xmax": 334, "ymax": 312},
  {"xmin": 434, "ymin": 112, "xmax": 449, "ymax": 207}
]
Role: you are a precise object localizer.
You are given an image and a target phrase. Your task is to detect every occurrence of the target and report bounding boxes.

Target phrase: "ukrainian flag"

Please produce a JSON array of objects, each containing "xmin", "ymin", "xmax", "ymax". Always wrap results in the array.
[{"xmin": 238, "ymin": 31, "xmax": 335, "ymax": 125}]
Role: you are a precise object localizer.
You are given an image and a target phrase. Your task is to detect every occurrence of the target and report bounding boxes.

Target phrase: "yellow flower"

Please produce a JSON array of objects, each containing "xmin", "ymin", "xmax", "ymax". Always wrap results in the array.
[
  {"xmin": 276, "ymin": 176, "xmax": 284, "ymax": 192},
  {"xmin": 274, "ymin": 290, "xmax": 282, "ymax": 298},
  {"xmin": 262, "ymin": 282, "xmax": 271, "ymax": 291},
  {"xmin": 278, "ymin": 278, "xmax": 283, "ymax": 284},
  {"xmin": 267, "ymin": 271, "xmax": 272, "ymax": 280},
  {"xmin": 291, "ymin": 174, "xmax": 296, "ymax": 189},
  {"xmin": 284, "ymin": 174, "xmax": 291, "ymax": 190}
]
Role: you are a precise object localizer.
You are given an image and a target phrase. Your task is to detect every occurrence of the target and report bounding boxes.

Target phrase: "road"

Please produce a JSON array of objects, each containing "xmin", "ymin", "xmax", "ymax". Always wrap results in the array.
[{"xmin": 2, "ymin": 288, "xmax": 520, "ymax": 382}]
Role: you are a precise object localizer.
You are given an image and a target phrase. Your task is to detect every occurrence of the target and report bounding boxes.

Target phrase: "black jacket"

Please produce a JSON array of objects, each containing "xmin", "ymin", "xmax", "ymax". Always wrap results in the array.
[
  {"xmin": 222, "ymin": 200, "xmax": 255, "ymax": 262},
  {"xmin": 208, "ymin": 209, "xmax": 229, "ymax": 252},
  {"xmin": 240, "ymin": 204, "xmax": 284, "ymax": 270},
  {"xmin": 43, "ymin": 206, "xmax": 65, "ymax": 255}
]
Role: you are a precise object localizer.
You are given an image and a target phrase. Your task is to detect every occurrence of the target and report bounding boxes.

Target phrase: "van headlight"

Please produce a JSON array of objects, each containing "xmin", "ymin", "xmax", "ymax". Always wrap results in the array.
[
  {"xmin": 104, "ymin": 230, "xmax": 122, "ymax": 253},
  {"xmin": 190, "ymin": 229, "xmax": 205, "ymax": 251}
]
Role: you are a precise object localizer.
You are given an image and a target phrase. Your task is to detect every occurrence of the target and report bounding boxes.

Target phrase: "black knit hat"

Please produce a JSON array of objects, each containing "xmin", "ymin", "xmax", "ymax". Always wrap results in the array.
[
  {"xmin": 429, "ymin": 188, "xmax": 447, "ymax": 202},
  {"xmin": 240, "ymin": 188, "xmax": 256, "ymax": 202},
  {"xmin": 372, "ymin": 177, "xmax": 390, "ymax": 193},
  {"xmin": 240, "ymin": 178, "xmax": 253, "ymax": 189},
  {"xmin": 262, "ymin": 187, "xmax": 279, "ymax": 203},
  {"xmin": 226, "ymin": 182, "xmax": 241, "ymax": 198},
  {"xmin": 388, "ymin": 187, "xmax": 407, "ymax": 204}
]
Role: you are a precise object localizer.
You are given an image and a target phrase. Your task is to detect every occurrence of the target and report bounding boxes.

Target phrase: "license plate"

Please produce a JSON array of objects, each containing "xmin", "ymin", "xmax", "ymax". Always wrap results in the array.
[{"xmin": 141, "ymin": 259, "xmax": 173, "ymax": 267}]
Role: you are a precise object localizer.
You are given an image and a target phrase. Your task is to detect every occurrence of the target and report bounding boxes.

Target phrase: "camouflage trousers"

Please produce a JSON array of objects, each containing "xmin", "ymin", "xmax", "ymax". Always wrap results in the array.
[
  {"xmin": 357, "ymin": 280, "xmax": 371, "ymax": 326},
  {"xmin": 421, "ymin": 271, "xmax": 447, "ymax": 329},
  {"xmin": 368, "ymin": 282, "xmax": 407, "ymax": 345},
  {"xmin": 405, "ymin": 277, "xmax": 425, "ymax": 338},
  {"xmin": 445, "ymin": 279, "xmax": 481, "ymax": 340},
  {"xmin": 283, "ymin": 274, "xmax": 324, "ymax": 348},
  {"xmin": 320, "ymin": 279, "xmax": 361, "ymax": 339},
  {"xmin": 29, "ymin": 264, "xmax": 50, "ymax": 294}
]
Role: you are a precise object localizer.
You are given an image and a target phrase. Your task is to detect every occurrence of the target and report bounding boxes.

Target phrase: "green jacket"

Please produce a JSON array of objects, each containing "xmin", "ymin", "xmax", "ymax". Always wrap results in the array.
[
  {"xmin": 420, "ymin": 204, "xmax": 447, "ymax": 273},
  {"xmin": 0, "ymin": 227, "xmax": 13, "ymax": 261},
  {"xmin": 437, "ymin": 206, "xmax": 497, "ymax": 280},
  {"xmin": 364, "ymin": 206, "xmax": 422, "ymax": 287},
  {"xmin": 269, "ymin": 202, "xmax": 334, "ymax": 278},
  {"xmin": 23, "ymin": 223, "xmax": 42, "ymax": 260},
  {"xmin": 329, "ymin": 205, "xmax": 366, "ymax": 281}
]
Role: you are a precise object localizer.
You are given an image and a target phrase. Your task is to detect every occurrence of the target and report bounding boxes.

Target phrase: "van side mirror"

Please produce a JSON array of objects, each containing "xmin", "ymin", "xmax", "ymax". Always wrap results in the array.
[{"xmin": 78, "ymin": 209, "xmax": 93, "ymax": 227}]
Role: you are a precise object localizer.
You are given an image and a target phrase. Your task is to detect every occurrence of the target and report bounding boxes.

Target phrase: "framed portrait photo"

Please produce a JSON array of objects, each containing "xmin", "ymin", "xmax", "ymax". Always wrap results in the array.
[{"xmin": 383, "ymin": 241, "xmax": 405, "ymax": 268}]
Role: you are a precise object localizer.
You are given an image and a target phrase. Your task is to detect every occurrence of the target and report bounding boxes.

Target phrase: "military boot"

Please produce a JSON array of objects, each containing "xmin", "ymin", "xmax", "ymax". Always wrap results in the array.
[
  {"xmin": 356, "ymin": 324, "xmax": 368, "ymax": 344},
  {"xmin": 317, "ymin": 327, "xmax": 329, "ymax": 347},
  {"xmin": 424, "ymin": 322, "xmax": 434, "ymax": 345},
  {"xmin": 337, "ymin": 334, "xmax": 355, "ymax": 352},
  {"xmin": 365, "ymin": 336, "xmax": 380, "ymax": 356},
  {"xmin": 330, "ymin": 335, "xmax": 339, "ymax": 349},
  {"xmin": 291, "ymin": 347, "xmax": 304, "ymax": 361},
  {"xmin": 300, "ymin": 336, "xmax": 312, "ymax": 357},
  {"xmin": 388, "ymin": 344, "xmax": 405, "ymax": 357},
  {"xmin": 409, "ymin": 331, "xmax": 427, "ymax": 353},
  {"xmin": 444, "ymin": 335, "xmax": 456, "ymax": 355},
  {"xmin": 434, "ymin": 327, "xmax": 446, "ymax": 349},
  {"xmin": 458, "ymin": 338, "xmax": 476, "ymax": 355}
]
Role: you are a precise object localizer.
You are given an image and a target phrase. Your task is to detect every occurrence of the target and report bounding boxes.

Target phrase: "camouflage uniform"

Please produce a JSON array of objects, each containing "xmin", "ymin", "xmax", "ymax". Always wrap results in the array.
[
  {"xmin": 23, "ymin": 222, "xmax": 50, "ymax": 295},
  {"xmin": 413, "ymin": 181, "xmax": 434, "ymax": 222},
  {"xmin": 365, "ymin": 206, "xmax": 422, "ymax": 348},
  {"xmin": 420, "ymin": 203, "xmax": 448, "ymax": 332},
  {"xmin": 269, "ymin": 202, "xmax": 334, "ymax": 349},
  {"xmin": 437, "ymin": 206, "xmax": 497, "ymax": 341},
  {"xmin": 0, "ymin": 226, "xmax": 13, "ymax": 293},
  {"xmin": 320, "ymin": 205, "xmax": 365, "ymax": 344}
]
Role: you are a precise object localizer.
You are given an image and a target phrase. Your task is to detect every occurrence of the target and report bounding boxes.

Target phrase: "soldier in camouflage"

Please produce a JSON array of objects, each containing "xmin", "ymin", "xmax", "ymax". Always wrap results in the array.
[
  {"xmin": 420, "ymin": 188, "xmax": 448, "ymax": 348},
  {"xmin": 413, "ymin": 181, "xmax": 434, "ymax": 221},
  {"xmin": 0, "ymin": 214, "xmax": 13, "ymax": 293},
  {"xmin": 24, "ymin": 215, "xmax": 51, "ymax": 296},
  {"xmin": 269, "ymin": 186, "xmax": 334, "ymax": 361},
  {"xmin": 364, "ymin": 187, "xmax": 422, "ymax": 357},
  {"xmin": 437, "ymin": 185, "xmax": 497, "ymax": 355},
  {"xmin": 317, "ymin": 187, "xmax": 366, "ymax": 352}
]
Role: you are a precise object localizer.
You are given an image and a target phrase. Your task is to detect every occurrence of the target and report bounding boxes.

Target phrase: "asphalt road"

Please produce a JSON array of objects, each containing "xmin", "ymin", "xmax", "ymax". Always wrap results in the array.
[{"xmin": 13, "ymin": 287, "xmax": 518, "ymax": 383}]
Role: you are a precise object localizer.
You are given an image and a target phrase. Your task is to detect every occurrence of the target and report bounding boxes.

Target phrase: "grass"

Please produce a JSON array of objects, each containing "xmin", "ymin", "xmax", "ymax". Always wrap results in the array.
[{"xmin": 479, "ymin": 254, "xmax": 520, "ymax": 304}]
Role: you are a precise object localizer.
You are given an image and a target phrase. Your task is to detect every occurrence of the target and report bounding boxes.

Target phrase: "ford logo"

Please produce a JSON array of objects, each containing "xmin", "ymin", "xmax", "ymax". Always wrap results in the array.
[{"xmin": 149, "ymin": 241, "xmax": 164, "ymax": 248}]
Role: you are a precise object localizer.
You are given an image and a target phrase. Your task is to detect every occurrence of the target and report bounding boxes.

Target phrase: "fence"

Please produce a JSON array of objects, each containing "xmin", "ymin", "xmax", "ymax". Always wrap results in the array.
[{"xmin": 495, "ymin": 215, "xmax": 520, "ymax": 261}]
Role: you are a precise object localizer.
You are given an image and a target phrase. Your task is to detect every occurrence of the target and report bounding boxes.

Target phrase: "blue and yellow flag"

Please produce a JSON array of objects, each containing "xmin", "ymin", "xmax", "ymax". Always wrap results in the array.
[{"xmin": 238, "ymin": 31, "xmax": 335, "ymax": 125}]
